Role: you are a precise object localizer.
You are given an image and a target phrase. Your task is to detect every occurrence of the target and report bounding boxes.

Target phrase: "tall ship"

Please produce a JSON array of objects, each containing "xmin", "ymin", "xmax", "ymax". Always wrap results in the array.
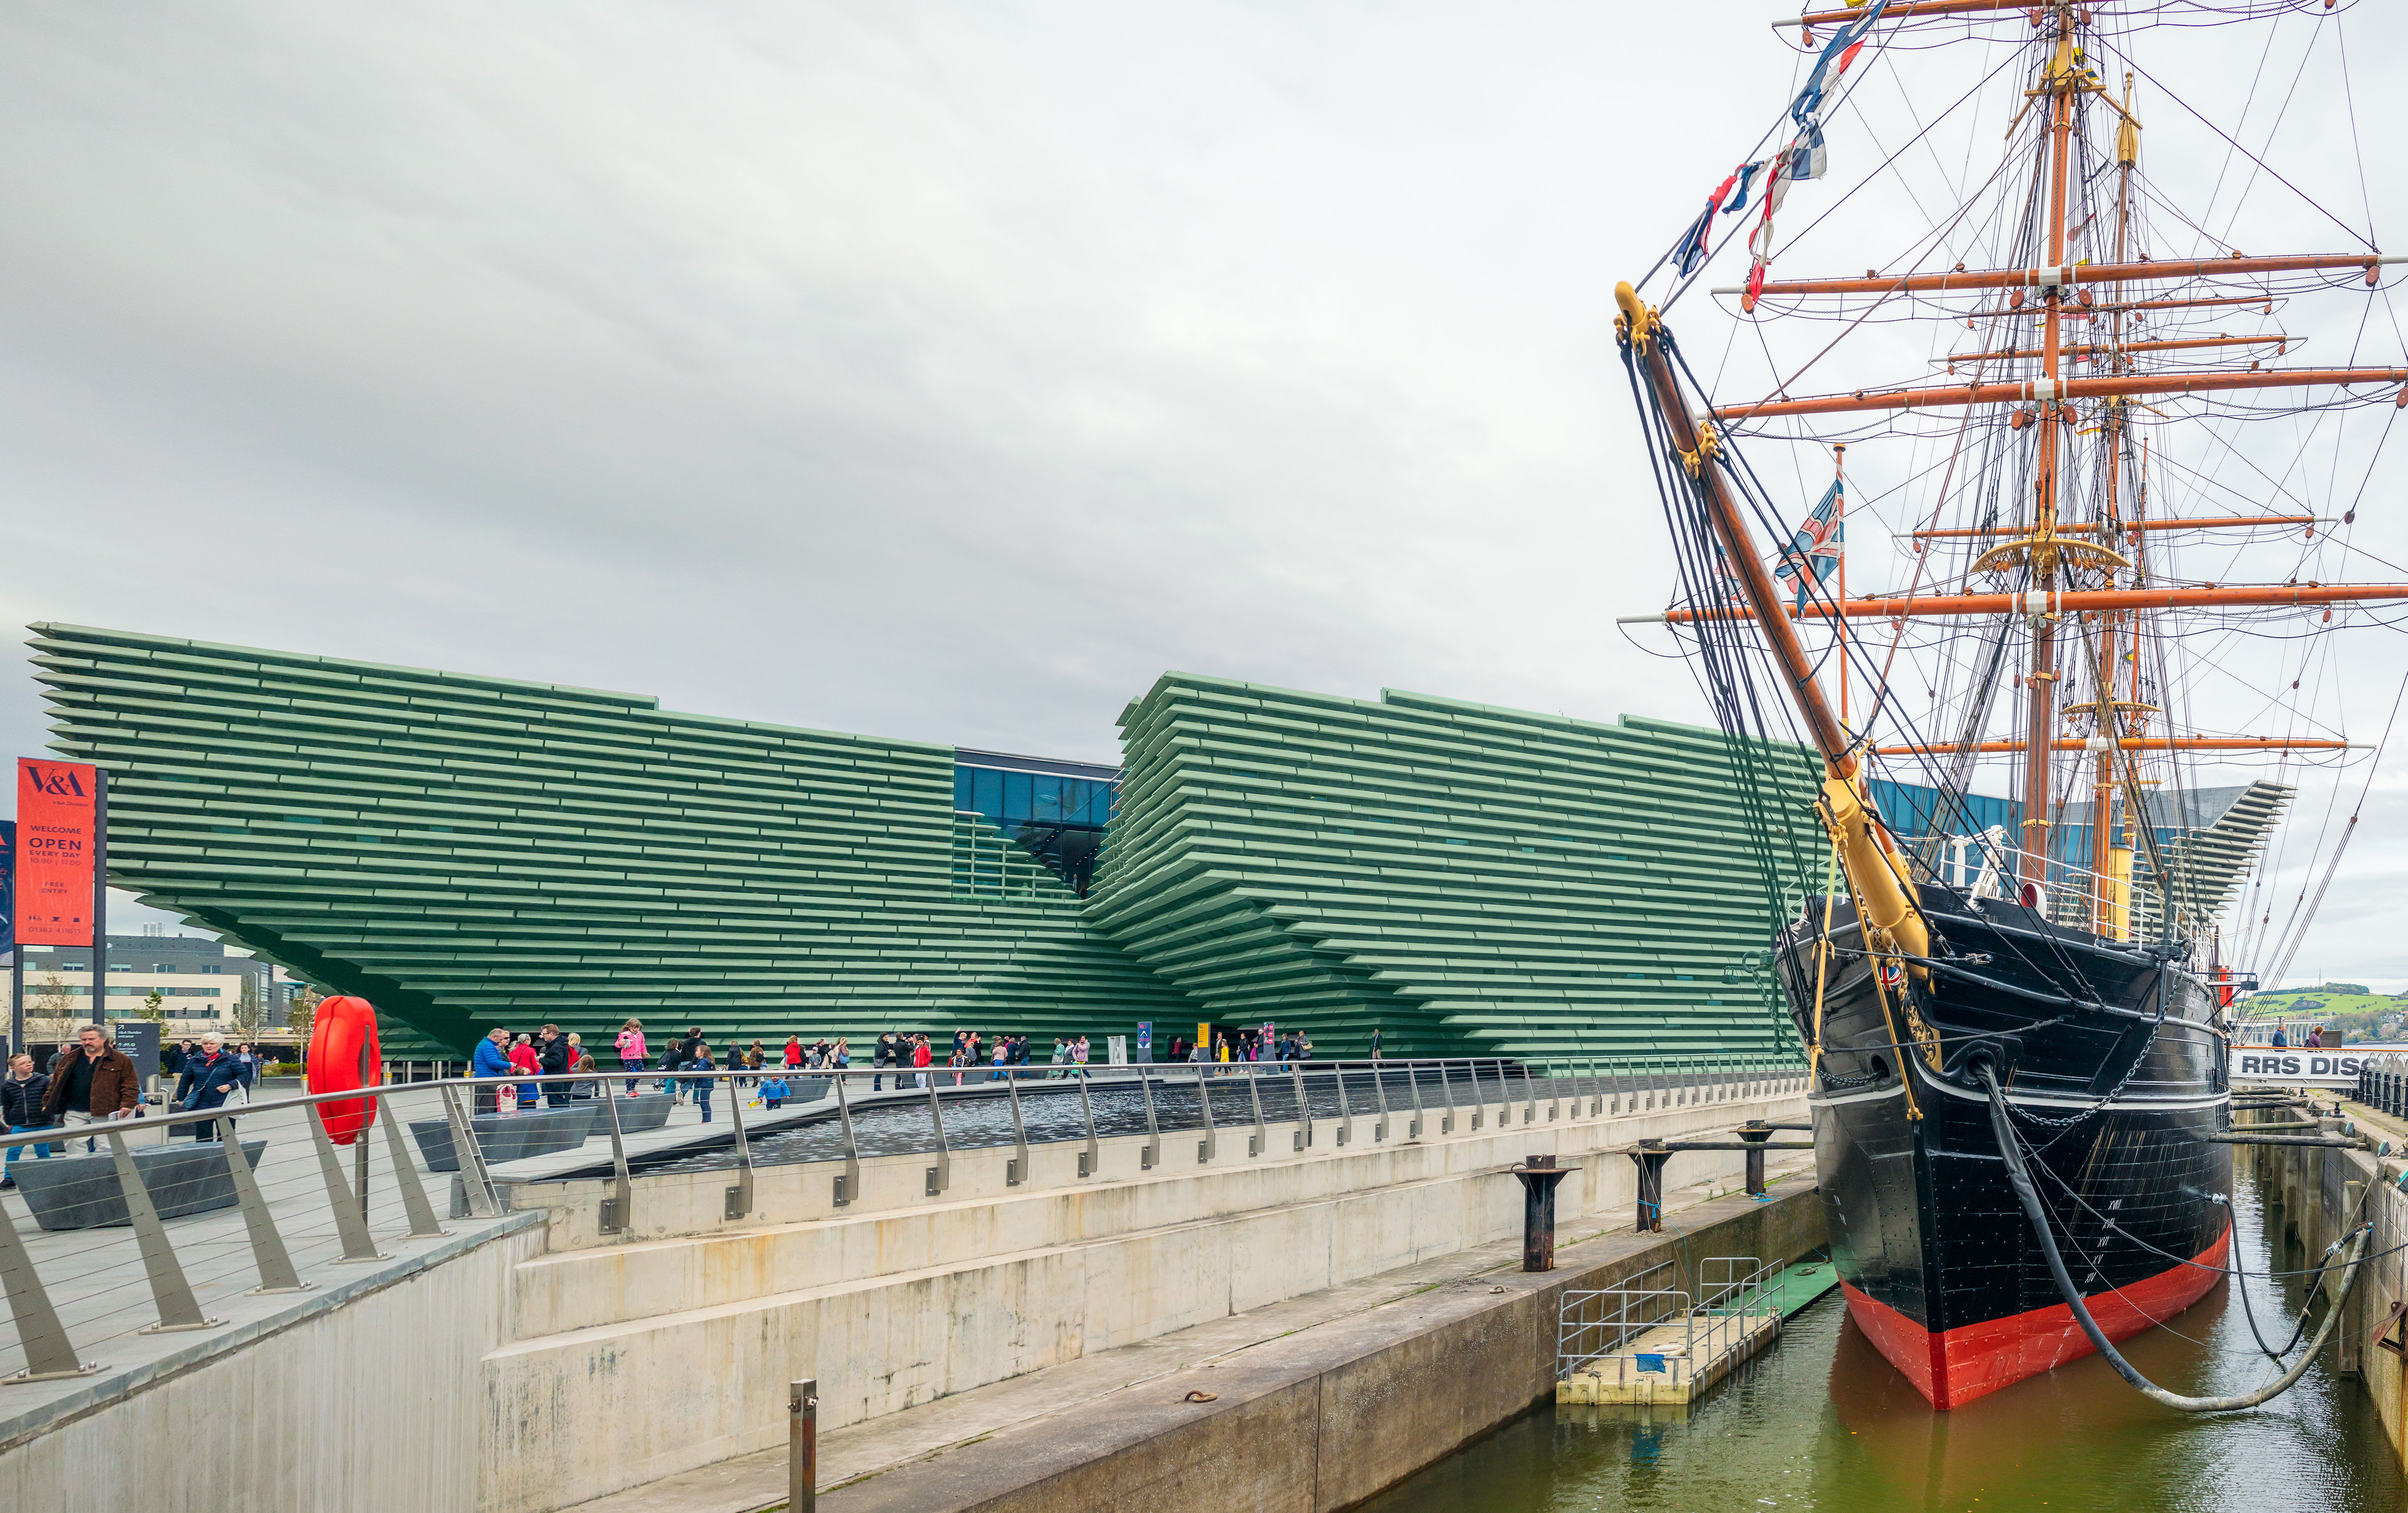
[{"xmin": 1617, "ymin": 0, "xmax": 2401, "ymax": 1407}]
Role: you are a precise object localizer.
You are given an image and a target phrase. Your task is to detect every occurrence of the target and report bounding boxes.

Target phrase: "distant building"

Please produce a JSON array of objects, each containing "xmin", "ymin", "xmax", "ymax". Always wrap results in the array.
[{"xmin": 7, "ymin": 932, "xmax": 298, "ymax": 1038}]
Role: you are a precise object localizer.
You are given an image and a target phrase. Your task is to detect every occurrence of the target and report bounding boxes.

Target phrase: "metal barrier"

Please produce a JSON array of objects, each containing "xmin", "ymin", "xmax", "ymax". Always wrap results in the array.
[
  {"xmin": 1555, "ymin": 1255, "xmax": 1785, "ymax": 1385},
  {"xmin": 1, "ymin": 1054, "xmax": 1809, "ymax": 1386}
]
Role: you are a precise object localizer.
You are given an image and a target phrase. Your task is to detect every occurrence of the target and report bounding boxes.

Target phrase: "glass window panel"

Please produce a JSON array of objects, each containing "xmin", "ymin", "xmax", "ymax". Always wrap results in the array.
[
  {"xmin": 954, "ymin": 767, "xmax": 973, "ymax": 810},
  {"xmin": 1004, "ymin": 772, "xmax": 1031, "ymax": 824},
  {"xmin": 974, "ymin": 769, "xmax": 1003, "ymax": 818}
]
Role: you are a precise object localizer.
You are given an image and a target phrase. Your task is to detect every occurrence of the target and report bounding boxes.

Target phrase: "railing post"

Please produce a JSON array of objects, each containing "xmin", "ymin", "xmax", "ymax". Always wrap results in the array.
[
  {"xmin": 439, "ymin": 1084, "xmax": 501, "ymax": 1219},
  {"xmin": 1290, "ymin": 1060, "xmax": 1313, "ymax": 1150},
  {"xmin": 1402, "ymin": 1060, "xmax": 1423, "ymax": 1140},
  {"xmin": 597, "ymin": 1078, "xmax": 634, "ymax": 1233},
  {"xmin": 725, "ymin": 1074, "xmax": 755, "ymax": 1220},
  {"xmin": 0, "ymin": 1135, "xmax": 100, "ymax": 1382},
  {"xmin": 1369, "ymin": 1059, "xmax": 1390, "ymax": 1143},
  {"xmin": 1138, "ymin": 1066, "xmax": 1162, "ymax": 1170},
  {"xmin": 1195, "ymin": 1064, "xmax": 1217, "ymax": 1163},
  {"xmin": 1522, "ymin": 1062, "xmax": 1541, "ymax": 1124},
  {"xmin": 1076, "ymin": 1074, "xmax": 1100, "ymax": 1178},
  {"xmin": 924, "ymin": 1076, "xmax": 951, "ymax": 1196},
  {"xmin": 306, "ymin": 1102, "xmax": 390, "ymax": 1263},
  {"xmin": 1333, "ymin": 1061, "xmax": 1353, "ymax": 1146},
  {"xmin": 1439, "ymin": 1059, "xmax": 1458, "ymax": 1134},
  {"xmin": 1005, "ymin": 1069, "xmax": 1031, "ymax": 1185},
  {"xmin": 1245, "ymin": 1064, "xmax": 1267, "ymax": 1157},
  {"xmin": 789, "ymin": 1376, "xmax": 818, "ymax": 1513},
  {"xmin": 379, "ymin": 1098, "xmax": 448, "ymax": 1241},
  {"xmin": 834, "ymin": 1071, "xmax": 861, "ymax": 1204},
  {"xmin": 103, "ymin": 1125, "xmax": 225, "ymax": 1333},
  {"xmin": 217, "ymin": 1111, "xmax": 310, "ymax": 1293}
]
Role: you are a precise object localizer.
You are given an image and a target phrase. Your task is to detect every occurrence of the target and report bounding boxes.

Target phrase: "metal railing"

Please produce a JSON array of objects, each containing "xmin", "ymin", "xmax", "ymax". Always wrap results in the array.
[
  {"xmin": 0, "ymin": 1053, "xmax": 1808, "ymax": 1388},
  {"xmin": 1555, "ymin": 1255, "xmax": 1784, "ymax": 1384},
  {"xmin": 2356, "ymin": 1055, "xmax": 2408, "ymax": 1118}
]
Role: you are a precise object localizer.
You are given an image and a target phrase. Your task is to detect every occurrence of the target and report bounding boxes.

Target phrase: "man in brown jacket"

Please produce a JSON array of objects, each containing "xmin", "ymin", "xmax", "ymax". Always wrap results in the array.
[{"xmin": 43, "ymin": 1024, "xmax": 140, "ymax": 1152}]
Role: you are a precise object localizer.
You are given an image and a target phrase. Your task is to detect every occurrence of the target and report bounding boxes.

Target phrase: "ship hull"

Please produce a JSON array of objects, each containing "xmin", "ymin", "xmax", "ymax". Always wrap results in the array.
[{"xmin": 1783, "ymin": 886, "xmax": 2231, "ymax": 1410}]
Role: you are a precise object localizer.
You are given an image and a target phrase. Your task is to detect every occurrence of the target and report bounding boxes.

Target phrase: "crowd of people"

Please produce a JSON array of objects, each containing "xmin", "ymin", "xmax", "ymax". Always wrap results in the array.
[
  {"xmin": 441, "ymin": 1018, "xmax": 1348, "ymax": 1126},
  {"xmin": 2, "ymin": 1027, "xmax": 274, "ymax": 1188}
]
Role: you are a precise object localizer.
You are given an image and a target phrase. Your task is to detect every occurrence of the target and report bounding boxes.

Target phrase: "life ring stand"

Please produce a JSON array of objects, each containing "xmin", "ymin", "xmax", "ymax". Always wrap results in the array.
[{"xmin": 307, "ymin": 996, "xmax": 383, "ymax": 1145}]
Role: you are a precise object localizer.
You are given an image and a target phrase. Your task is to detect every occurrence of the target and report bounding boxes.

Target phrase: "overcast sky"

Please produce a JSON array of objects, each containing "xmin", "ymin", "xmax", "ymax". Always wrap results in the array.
[{"xmin": 3, "ymin": 2, "xmax": 2404, "ymax": 987}]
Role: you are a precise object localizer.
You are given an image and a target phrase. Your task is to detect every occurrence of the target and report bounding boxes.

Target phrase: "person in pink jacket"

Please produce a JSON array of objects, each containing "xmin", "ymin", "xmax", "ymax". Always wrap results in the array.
[{"xmin": 615, "ymin": 1019, "xmax": 648, "ymax": 1097}]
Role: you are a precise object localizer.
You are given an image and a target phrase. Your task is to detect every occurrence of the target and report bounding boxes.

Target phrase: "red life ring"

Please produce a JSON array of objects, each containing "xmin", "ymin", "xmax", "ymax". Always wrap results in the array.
[{"xmin": 307, "ymin": 996, "xmax": 383, "ymax": 1145}]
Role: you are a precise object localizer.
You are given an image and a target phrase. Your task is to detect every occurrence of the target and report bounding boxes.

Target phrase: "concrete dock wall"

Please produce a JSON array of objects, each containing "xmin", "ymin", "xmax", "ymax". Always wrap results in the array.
[
  {"xmin": 2241, "ymin": 1099, "xmax": 2408, "ymax": 1473},
  {"xmin": 0, "ymin": 1219, "xmax": 548, "ymax": 1513},
  {"xmin": 480, "ymin": 1087, "xmax": 1807, "ymax": 1513},
  {"xmin": 821, "ymin": 1185, "xmax": 1827, "ymax": 1513}
]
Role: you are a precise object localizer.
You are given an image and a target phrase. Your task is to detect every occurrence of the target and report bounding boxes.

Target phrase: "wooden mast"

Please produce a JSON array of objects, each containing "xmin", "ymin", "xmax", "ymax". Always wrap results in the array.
[
  {"xmin": 2088, "ymin": 71, "xmax": 2140, "ymax": 937},
  {"xmin": 2019, "ymin": 23, "xmax": 2080, "ymax": 886}
]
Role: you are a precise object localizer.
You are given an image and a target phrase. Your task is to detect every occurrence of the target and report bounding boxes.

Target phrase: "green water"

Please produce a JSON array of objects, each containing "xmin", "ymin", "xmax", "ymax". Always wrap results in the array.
[{"xmin": 1359, "ymin": 1174, "xmax": 2402, "ymax": 1513}]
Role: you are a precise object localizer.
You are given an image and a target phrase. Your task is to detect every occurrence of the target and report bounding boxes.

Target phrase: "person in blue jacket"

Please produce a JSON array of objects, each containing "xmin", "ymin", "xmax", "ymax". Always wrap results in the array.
[
  {"xmin": 760, "ymin": 1074, "xmax": 791, "ymax": 1110},
  {"xmin": 689, "ymin": 1046, "xmax": 717, "ymax": 1123},
  {"xmin": 471, "ymin": 1027, "xmax": 514, "ymax": 1114},
  {"xmin": 173, "ymin": 1032, "xmax": 246, "ymax": 1142}
]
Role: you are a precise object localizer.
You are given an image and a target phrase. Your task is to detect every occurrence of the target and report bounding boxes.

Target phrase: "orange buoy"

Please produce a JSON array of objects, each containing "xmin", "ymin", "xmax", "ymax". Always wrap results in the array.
[{"xmin": 307, "ymin": 995, "xmax": 383, "ymax": 1145}]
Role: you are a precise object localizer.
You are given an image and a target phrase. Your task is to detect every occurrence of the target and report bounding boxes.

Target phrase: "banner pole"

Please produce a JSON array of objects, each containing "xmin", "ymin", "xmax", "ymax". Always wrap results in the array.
[{"xmin": 91, "ymin": 769, "xmax": 107, "ymax": 1029}]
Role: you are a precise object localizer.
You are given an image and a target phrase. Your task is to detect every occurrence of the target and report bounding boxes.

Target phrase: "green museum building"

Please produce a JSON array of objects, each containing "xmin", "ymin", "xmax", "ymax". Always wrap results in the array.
[{"xmin": 26, "ymin": 623, "xmax": 1826, "ymax": 1067}]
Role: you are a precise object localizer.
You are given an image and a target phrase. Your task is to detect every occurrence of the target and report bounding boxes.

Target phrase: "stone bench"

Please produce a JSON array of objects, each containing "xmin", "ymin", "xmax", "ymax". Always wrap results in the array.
[{"xmin": 13, "ymin": 1138, "xmax": 269, "ymax": 1232}]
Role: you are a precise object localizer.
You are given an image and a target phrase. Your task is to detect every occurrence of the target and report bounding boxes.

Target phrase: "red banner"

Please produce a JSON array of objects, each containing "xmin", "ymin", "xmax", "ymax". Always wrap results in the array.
[{"xmin": 16, "ymin": 759, "xmax": 98, "ymax": 946}]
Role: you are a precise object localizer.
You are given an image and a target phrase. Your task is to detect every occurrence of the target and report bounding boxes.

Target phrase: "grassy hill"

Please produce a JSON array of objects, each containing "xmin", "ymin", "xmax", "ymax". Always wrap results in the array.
[{"xmin": 2241, "ymin": 987, "xmax": 2407, "ymax": 1044}]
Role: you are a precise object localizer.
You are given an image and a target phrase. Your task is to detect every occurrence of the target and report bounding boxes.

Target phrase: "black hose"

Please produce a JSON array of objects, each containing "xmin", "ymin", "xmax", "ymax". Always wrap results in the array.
[{"xmin": 1979, "ymin": 1065, "xmax": 2370, "ymax": 1412}]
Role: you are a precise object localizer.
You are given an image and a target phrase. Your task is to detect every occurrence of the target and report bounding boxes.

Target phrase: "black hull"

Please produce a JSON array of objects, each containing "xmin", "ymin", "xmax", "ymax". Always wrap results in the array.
[{"xmin": 1781, "ymin": 885, "xmax": 2231, "ymax": 1408}]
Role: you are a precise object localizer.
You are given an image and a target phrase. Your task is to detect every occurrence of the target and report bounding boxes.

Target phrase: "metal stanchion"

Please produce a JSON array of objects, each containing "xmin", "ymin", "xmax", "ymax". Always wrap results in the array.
[
  {"xmin": 925, "ymin": 1078, "xmax": 951, "ymax": 1196},
  {"xmin": 380, "ymin": 1098, "xmax": 447, "ymax": 1240},
  {"xmin": 1245, "ymin": 1064, "xmax": 1266, "ymax": 1157},
  {"xmin": 0, "ymin": 1135, "xmax": 99, "ymax": 1381},
  {"xmin": 1005, "ymin": 1070, "xmax": 1030, "ymax": 1186},
  {"xmin": 599, "ymin": 1083, "xmax": 633, "ymax": 1233},
  {"xmin": 1333, "ymin": 1062, "xmax": 1353, "ymax": 1146},
  {"xmin": 1138, "ymin": 1066, "xmax": 1161, "ymax": 1170},
  {"xmin": 307, "ymin": 1104, "xmax": 388, "ymax": 1263},
  {"xmin": 1369, "ymin": 1059, "xmax": 1390, "ymax": 1143},
  {"xmin": 439, "ymin": 1084, "xmax": 500, "ymax": 1218},
  {"xmin": 1076, "ymin": 1074, "xmax": 1100, "ymax": 1178},
  {"xmin": 1290, "ymin": 1061, "xmax": 1312, "ymax": 1150},
  {"xmin": 834, "ymin": 1072, "xmax": 861, "ymax": 1205},
  {"xmin": 1438, "ymin": 1059, "xmax": 1457, "ymax": 1134},
  {"xmin": 106, "ymin": 1126, "xmax": 224, "ymax": 1332},
  {"xmin": 1195, "ymin": 1065, "xmax": 1216, "ymax": 1163},
  {"xmin": 219, "ymin": 1111, "xmax": 310, "ymax": 1294},
  {"xmin": 789, "ymin": 1377, "xmax": 818, "ymax": 1513},
  {"xmin": 725, "ymin": 1076, "xmax": 754, "ymax": 1221}
]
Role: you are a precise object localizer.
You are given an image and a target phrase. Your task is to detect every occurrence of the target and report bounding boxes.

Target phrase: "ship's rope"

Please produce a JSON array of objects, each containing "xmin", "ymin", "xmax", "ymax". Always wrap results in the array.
[{"xmin": 1982, "ymin": 1063, "xmax": 2371, "ymax": 1410}]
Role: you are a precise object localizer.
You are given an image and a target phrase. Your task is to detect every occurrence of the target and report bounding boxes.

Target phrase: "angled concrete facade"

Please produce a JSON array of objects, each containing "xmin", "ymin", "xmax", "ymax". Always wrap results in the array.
[
  {"xmin": 29, "ymin": 625, "xmax": 1817, "ymax": 1064},
  {"xmin": 29, "ymin": 624, "xmax": 1193, "ymax": 1056},
  {"xmin": 1087, "ymin": 675, "xmax": 1819, "ymax": 1063}
]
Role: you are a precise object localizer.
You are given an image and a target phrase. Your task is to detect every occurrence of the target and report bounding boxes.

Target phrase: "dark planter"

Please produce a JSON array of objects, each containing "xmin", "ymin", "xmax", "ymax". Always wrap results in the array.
[{"xmin": 13, "ymin": 1138, "xmax": 269, "ymax": 1232}]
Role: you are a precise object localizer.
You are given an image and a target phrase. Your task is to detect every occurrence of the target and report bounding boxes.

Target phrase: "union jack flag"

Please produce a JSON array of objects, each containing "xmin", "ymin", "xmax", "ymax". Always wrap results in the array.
[{"xmin": 1773, "ymin": 480, "xmax": 1844, "ymax": 611}]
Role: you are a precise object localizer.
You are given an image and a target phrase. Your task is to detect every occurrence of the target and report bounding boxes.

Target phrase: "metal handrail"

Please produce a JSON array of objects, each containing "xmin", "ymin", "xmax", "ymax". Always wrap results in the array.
[{"xmin": 2, "ymin": 1056, "xmax": 1810, "ymax": 1389}]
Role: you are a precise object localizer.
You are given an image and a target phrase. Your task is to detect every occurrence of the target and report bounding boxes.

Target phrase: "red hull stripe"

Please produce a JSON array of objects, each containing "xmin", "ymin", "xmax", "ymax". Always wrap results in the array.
[{"xmin": 1841, "ymin": 1220, "xmax": 2233, "ymax": 1410}]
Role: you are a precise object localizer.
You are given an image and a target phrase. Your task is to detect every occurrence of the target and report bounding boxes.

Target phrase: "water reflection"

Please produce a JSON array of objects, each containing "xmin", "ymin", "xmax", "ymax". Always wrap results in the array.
[{"xmin": 1357, "ymin": 1170, "xmax": 2401, "ymax": 1512}]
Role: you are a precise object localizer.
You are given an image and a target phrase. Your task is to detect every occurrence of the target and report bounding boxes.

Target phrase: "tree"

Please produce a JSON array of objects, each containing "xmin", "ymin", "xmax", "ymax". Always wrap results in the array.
[
  {"xmin": 285, "ymin": 988, "xmax": 321, "ymax": 1062},
  {"xmin": 27, "ymin": 973, "xmax": 79, "ymax": 1049},
  {"xmin": 138, "ymin": 988, "xmax": 168, "ymax": 1024},
  {"xmin": 228, "ymin": 972, "xmax": 267, "ymax": 1044}
]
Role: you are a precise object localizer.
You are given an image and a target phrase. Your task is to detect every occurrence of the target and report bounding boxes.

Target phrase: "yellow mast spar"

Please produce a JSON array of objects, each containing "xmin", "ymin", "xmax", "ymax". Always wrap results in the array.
[{"xmin": 1613, "ymin": 286, "xmax": 1930, "ymax": 980}]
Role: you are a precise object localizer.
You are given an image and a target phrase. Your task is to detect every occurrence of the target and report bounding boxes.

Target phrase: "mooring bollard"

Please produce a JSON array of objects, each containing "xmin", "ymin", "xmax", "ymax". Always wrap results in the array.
[
  {"xmin": 1629, "ymin": 1140, "xmax": 1673, "ymax": 1234},
  {"xmin": 1738, "ymin": 1121, "xmax": 1774, "ymax": 1196},
  {"xmin": 790, "ymin": 1376, "xmax": 818, "ymax": 1513},
  {"xmin": 1509, "ymin": 1153, "xmax": 1576, "ymax": 1271}
]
